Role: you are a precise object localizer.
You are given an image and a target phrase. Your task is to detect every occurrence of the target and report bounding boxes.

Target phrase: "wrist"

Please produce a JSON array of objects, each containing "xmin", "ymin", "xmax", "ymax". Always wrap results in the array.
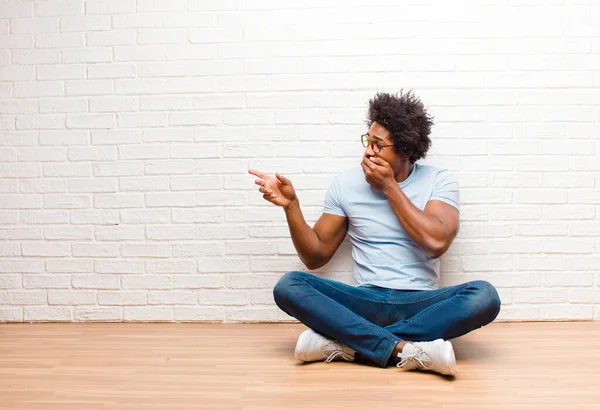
[
  {"xmin": 284, "ymin": 197, "xmax": 299, "ymax": 212},
  {"xmin": 382, "ymin": 182, "xmax": 400, "ymax": 197}
]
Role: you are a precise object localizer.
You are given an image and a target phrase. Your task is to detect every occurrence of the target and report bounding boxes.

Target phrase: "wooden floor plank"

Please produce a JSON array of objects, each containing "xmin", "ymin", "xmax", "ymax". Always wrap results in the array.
[{"xmin": 1, "ymin": 322, "xmax": 599, "ymax": 409}]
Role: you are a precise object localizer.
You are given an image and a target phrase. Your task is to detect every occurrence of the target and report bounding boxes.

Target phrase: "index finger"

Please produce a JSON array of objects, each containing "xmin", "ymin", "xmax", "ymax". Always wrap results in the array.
[{"xmin": 248, "ymin": 169, "xmax": 266, "ymax": 179}]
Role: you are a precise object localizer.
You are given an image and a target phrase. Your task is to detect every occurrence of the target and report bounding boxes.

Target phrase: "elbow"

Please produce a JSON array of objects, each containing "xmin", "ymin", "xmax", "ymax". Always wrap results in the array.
[
  {"xmin": 426, "ymin": 240, "xmax": 449, "ymax": 259},
  {"xmin": 304, "ymin": 259, "xmax": 326, "ymax": 271},
  {"xmin": 301, "ymin": 254, "xmax": 329, "ymax": 271}
]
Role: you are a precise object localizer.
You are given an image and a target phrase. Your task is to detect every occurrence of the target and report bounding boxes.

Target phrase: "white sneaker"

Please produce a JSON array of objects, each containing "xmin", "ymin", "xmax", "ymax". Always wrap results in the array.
[
  {"xmin": 294, "ymin": 329, "xmax": 355, "ymax": 363},
  {"xmin": 397, "ymin": 339, "xmax": 457, "ymax": 376}
]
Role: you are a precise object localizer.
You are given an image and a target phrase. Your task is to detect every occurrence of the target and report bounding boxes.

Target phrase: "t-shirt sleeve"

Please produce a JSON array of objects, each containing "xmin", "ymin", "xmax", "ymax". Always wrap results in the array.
[
  {"xmin": 323, "ymin": 176, "xmax": 346, "ymax": 217},
  {"xmin": 429, "ymin": 169, "xmax": 460, "ymax": 211}
]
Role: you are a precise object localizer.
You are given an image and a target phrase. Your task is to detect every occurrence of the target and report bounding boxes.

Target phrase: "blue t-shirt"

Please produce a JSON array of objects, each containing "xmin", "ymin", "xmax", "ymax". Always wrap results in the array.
[{"xmin": 323, "ymin": 163, "xmax": 460, "ymax": 291}]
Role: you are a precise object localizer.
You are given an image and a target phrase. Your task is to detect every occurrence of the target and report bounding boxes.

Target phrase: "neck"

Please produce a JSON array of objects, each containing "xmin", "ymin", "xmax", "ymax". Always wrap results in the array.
[{"xmin": 394, "ymin": 161, "xmax": 414, "ymax": 183}]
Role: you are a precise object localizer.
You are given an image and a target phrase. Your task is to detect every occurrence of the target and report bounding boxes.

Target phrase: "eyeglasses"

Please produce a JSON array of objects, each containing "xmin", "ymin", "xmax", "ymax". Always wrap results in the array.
[{"xmin": 361, "ymin": 134, "xmax": 394, "ymax": 154}]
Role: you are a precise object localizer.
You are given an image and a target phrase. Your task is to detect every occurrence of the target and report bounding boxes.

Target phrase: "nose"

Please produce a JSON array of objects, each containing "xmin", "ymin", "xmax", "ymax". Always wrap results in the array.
[{"xmin": 364, "ymin": 142, "xmax": 376, "ymax": 156}]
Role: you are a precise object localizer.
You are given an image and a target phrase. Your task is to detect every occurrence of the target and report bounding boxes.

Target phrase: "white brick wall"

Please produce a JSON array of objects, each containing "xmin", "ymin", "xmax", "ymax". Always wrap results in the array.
[{"xmin": 0, "ymin": 0, "xmax": 599, "ymax": 323}]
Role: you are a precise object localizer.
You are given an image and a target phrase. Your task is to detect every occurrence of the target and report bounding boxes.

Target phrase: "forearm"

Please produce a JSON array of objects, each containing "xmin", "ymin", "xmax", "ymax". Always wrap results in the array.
[
  {"xmin": 383, "ymin": 184, "xmax": 450, "ymax": 257},
  {"xmin": 283, "ymin": 199, "xmax": 324, "ymax": 269}
]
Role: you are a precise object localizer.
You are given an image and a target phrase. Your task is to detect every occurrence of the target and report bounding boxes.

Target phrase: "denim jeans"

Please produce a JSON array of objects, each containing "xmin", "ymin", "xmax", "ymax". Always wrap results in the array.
[{"xmin": 273, "ymin": 271, "xmax": 501, "ymax": 367}]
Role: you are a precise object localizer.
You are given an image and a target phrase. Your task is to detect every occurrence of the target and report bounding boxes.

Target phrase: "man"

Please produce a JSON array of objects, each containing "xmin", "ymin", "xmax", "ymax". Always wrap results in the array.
[{"xmin": 248, "ymin": 91, "xmax": 500, "ymax": 377}]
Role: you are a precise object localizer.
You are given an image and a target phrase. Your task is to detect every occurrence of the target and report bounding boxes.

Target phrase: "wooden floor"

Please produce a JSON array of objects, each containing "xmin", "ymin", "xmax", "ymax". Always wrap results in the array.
[{"xmin": 1, "ymin": 322, "xmax": 599, "ymax": 409}]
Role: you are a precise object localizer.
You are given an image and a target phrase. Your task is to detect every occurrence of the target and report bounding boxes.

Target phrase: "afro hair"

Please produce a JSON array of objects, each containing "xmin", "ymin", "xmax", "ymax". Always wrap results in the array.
[{"xmin": 366, "ymin": 90, "xmax": 433, "ymax": 163}]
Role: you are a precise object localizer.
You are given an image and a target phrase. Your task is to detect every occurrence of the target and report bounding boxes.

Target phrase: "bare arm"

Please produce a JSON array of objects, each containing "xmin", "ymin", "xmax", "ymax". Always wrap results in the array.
[
  {"xmin": 249, "ymin": 169, "xmax": 348, "ymax": 269},
  {"xmin": 383, "ymin": 185, "xmax": 459, "ymax": 258},
  {"xmin": 360, "ymin": 156, "xmax": 459, "ymax": 258}
]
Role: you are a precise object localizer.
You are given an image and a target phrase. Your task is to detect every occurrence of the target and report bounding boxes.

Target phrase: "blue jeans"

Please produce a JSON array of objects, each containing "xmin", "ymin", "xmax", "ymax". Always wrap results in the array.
[{"xmin": 273, "ymin": 271, "xmax": 501, "ymax": 367}]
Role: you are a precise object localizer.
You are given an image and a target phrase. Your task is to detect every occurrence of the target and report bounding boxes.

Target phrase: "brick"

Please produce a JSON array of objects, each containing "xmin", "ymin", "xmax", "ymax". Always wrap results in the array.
[
  {"xmin": 0, "ymin": 308, "xmax": 23, "ymax": 322},
  {"xmin": 22, "ymin": 242, "xmax": 70, "ymax": 257},
  {"xmin": 70, "ymin": 210, "xmax": 119, "ymax": 225},
  {"xmin": 72, "ymin": 243, "xmax": 119, "ymax": 258},
  {"xmin": 94, "ymin": 260, "xmax": 144, "ymax": 274},
  {"xmin": 61, "ymin": 48, "xmax": 112, "ymax": 63},
  {"xmin": 196, "ymin": 225, "xmax": 247, "ymax": 240},
  {"xmin": 12, "ymin": 50, "xmax": 59, "ymax": 65},
  {"xmin": 16, "ymin": 114, "xmax": 65, "ymax": 130},
  {"xmin": 35, "ymin": 33, "xmax": 83, "ymax": 48},
  {"xmin": 90, "ymin": 97, "xmax": 138, "ymax": 113},
  {"xmin": 171, "ymin": 176, "xmax": 222, "ymax": 191},
  {"xmin": 197, "ymin": 192, "xmax": 246, "ymax": 207},
  {"xmin": 542, "ymin": 238, "xmax": 595, "ymax": 254},
  {"xmin": 46, "ymin": 259, "xmax": 93, "ymax": 273},
  {"xmin": 44, "ymin": 195, "xmax": 92, "ymax": 209},
  {"xmin": 172, "ymin": 208, "xmax": 222, "ymax": 223},
  {"xmin": 87, "ymin": 62, "xmax": 136, "ymax": 78},
  {"xmin": 44, "ymin": 226, "xmax": 92, "ymax": 240},
  {"xmin": 95, "ymin": 226, "xmax": 145, "ymax": 241},
  {"xmin": 226, "ymin": 306, "xmax": 279, "ymax": 322},
  {"xmin": 120, "ymin": 177, "xmax": 169, "ymax": 192},
  {"xmin": 170, "ymin": 143, "xmax": 219, "ymax": 159},
  {"xmin": 514, "ymin": 288, "xmax": 567, "ymax": 304},
  {"xmin": 0, "ymin": 274, "xmax": 21, "ymax": 289},
  {"xmin": 20, "ymin": 180, "xmax": 67, "ymax": 194},
  {"xmin": 539, "ymin": 305, "xmax": 593, "ymax": 320},
  {"xmin": 0, "ymin": 163, "xmax": 41, "ymax": 178},
  {"xmin": 197, "ymin": 257, "xmax": 249, "ymax": 273},
  {"xmin": 94, "ymin": 193, "xmax": 144, "ymax": 208},
  {"xmin": 121, "ymin": 275, "xmax": 172, "ymax": 290},
  {"xmin": 119, "ymin": 145, "xmax": 169, "ymax": 160},
  {"xmin": 0, "ymin": 259, "xmax": 43, "ymax": 274},
  {"xmin": 23, "ymin": 274, "xmax": 70, "ymax": 289},
  {"xmin": 515, "ymin": 223, "xmax": 566, "ymax": 236},
  {"xmin": 93, "ymin": 161, "xmax": 142, "ymax": 177},
  {"xmin": 60, "ymin": 16, "xmax": 110, "ymax": 32},
  {"xmin": 118, "ymin": 113, "xmax": 167, "ymax": 128},
  {"xmin": 25, "ymin": 307, "xmax": 72, "ymax": 321},
  {"xmin": 146, "ymin": 226, "xmax": 195, "ymax": 240},
  {"xmin": 120, "ymin": 209, "xmax": 170, "ymax": 224},
  {"xmin": 544, "ymin": 273, "xmax": 593, "ymax": 287},
  {"xmin": 0, "ymin": 244, "xmax": 20, "ymax": 257},
  {"xmin": 146, "ymin": 193, "xmax": 195, "ymax": 208},
  {"xmin": 198, "ymin": 290, "xmax": 250, "ymax": 306},
  {"xmin": 0, "ymin": 211, "xmax": 19, "ymax": 225},
  {"xmin": 515, "ymin": 255, "xmax": 567, "ymax": 271},
  {"xmin": 144, "ymin": 128, "xmax": 193, "ymax": 142},
  {"xmin": 39, "ymin": 130, "xmax": 89, "ymax": 145},
  {"xmin": 173, "ymin": 274, "xmax": 225, "ymax": 289},
  {"xmin": 148, "ymin": 290, "xmax": 196, "ymax": 305},
  {"xmin": 145, "ymin": 160, "xmax": 194, "ymax": 175},
  {"xmin": 66, "ymin": 114, "xmax": 115, "ymax": 129},
  {"xmin": 39, "ymin": 98, "xmax": 87, "ymax": 113},
  {"xmin": 69, "ymin": 178, "xmax": 117, "ymax": 193},
  {"xmin": 74, "ymin": 307, "xmax": 122, "ymax": 321},
  {"xmin": 174, "ymin": 307, "xmax": 224, "ymax": 321},
  {"xmin": 85, "ymin": 0, "xmax": 136, "ymax": 14},
  {"xmin": 99, "ymin": 291, "xmax": 146, "ymax": 306},
  {"xmin": 0, "ymin": 290, "xmax": 46, "ymax": 305},
  {"xmin": 124, "ymin": 307, "xmax": 172, "ymax": 321},
  {"xmin": 69, "ymin": 147, "xmax": 117, "ymax": 162},
  {"xmin": 137, "ymin": 62, "xmax": 190, "ymax": 78},
  {"xmin": 72, "ymin": 274, "xmax": 120, "ymax": 289},
  {"xmin": 146, "ymin": 260, "xmax": 196, "ymax": 274},
  {"xmin": 121, "ymin": 244, "xmax": 171, "ymax": 258}
]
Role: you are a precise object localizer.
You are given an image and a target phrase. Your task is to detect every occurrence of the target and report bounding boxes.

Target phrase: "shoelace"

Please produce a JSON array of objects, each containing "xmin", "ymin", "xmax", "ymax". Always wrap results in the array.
[
  {"xmin": 397, "ymin": 344, "xmax": 432, "ymax": 370},
  {"xmin": 323, "ymin": 341, "xmax": 354, "ymax": 363}
]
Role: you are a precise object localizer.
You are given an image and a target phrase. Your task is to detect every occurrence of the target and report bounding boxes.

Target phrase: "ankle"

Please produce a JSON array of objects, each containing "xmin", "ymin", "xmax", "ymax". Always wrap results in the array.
[{"xmin": 393, "ymin": 341, "xmax": 412, "ymax": 358}]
